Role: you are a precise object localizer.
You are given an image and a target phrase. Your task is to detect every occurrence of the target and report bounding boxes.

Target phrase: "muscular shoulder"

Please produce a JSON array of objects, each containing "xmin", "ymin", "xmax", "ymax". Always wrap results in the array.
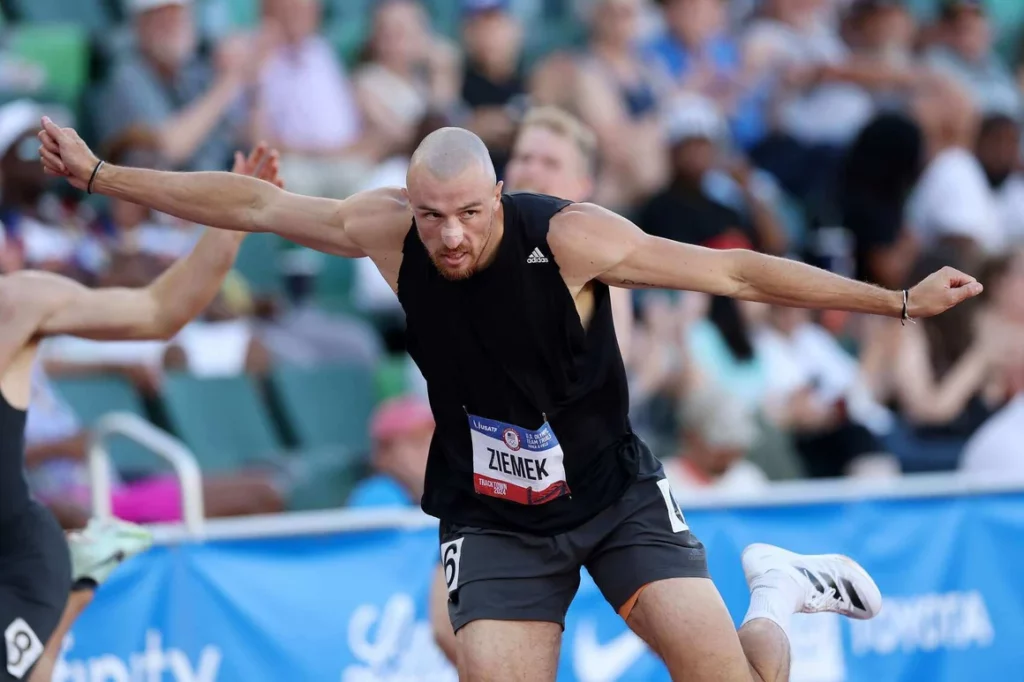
[
  {"xmin": 547, "ymin": 203, "xmax": 644, "ymax": 287},
  {"xmin": 344, "ymin": 187, "xmax": 413, "ymax": 253}
]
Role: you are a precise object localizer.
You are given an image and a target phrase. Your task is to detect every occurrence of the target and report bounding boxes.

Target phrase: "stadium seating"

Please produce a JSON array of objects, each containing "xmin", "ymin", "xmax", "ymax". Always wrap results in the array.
[
  {"xmin": 52, "ymin": 374, "xmax": 168, "ymax": 479},
  {"xmin": 1, "ymin": 0, "xmax": 114, "ymax": 31},
  {"xmin": 313, "ymin": 255, "xmax": 356, "ymax": 312},
  {"xmin": 6, "ymin": 24, "xmax": 90, "ymax": 108},
  {"xmin": 160, "ymin": 373, "xmax": 284, "ymax": 474},
  {"xmin": 234, "ymin": 232, "xmax": 285, "ymax": 297},
  {"xmin": 270, "ymin": 363, "xmax": 375, "ymax": 457},
  {"xmin": 374, "ymin": 355, "xmax": 409, "ymax": 402},
  {"xmin": 161, "ymin": 372, "xmax": 363, "ymax": 510}
]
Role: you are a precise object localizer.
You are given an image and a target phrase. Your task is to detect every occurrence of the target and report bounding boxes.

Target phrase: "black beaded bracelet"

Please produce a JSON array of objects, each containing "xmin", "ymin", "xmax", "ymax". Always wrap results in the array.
[
  {"xmin": 86, "ymin": 160, "xmax": 104, "ymax": 194},
  {"xmin": 901, "ymin": 289, "xmax": 910, "ymax": 326}
]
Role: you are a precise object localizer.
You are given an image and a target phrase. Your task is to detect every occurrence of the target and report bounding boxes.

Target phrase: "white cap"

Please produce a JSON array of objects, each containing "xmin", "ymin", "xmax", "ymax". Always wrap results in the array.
[
  {"xmin": 664, "ymin": 94, "xmax": 726, "ymax": 145},
  {"xmin": 126, "ymin": 0, "xmax": 192, "ymax": 15},
  {"xmin": 0, "ymin": 99, "xmax": 42, "ymax": 159},
  {"xmin": 680, "ymin": 383, "xmax": 760, "ymax": 450}
]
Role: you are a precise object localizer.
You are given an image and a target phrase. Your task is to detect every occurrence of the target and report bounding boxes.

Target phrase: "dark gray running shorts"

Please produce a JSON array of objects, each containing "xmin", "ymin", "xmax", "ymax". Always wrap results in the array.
[
  {"xmin": 1, "ymin": 503, "xmax": 70, "ymax": 681},
  {"xmin": 438, "ymin": 476, "xmax": 709, "ymax": 633}
]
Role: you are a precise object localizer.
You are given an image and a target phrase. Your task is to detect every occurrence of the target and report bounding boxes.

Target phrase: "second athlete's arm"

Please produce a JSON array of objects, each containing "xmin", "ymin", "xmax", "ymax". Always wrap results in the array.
[{"xmin": 4, "ymin": 227, "xmax": 243, "ymax": 342}]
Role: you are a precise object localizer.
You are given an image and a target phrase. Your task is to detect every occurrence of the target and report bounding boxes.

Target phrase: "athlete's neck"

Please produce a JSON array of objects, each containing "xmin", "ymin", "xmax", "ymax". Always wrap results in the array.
[{"xmin": 474, "ymin": 201, "xmax": 506, "ymax": 273}]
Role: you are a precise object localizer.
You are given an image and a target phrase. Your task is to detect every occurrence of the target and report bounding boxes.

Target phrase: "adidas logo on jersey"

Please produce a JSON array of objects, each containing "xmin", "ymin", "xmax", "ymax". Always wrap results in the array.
[{"xmin": 527, "ymin": 248, "xmax": 548, "ymax": 264}]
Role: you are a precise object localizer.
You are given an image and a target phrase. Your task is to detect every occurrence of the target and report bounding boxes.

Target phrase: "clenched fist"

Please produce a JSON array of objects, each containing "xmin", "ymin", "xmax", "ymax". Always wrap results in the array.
[
  {"xmin": 907, "ymin": 266, "xmax": 984, "ymax": 318},
  {"xmin": 38, "ymin": 115, "xmax": 285, "ymax": 192},
  {"xmin": 37, "ymin": 116, "xmax": 98, "ymax": 191}
]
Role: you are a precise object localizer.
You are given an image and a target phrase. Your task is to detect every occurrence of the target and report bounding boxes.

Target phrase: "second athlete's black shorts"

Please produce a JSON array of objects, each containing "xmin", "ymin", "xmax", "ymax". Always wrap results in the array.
[
  {"xmin": 1, "ymin": 501, "xmax": 70, "ymax": 681},
  {"xmin": 438, "ymin": 475, "xmax": 709, "ymax": 633}
]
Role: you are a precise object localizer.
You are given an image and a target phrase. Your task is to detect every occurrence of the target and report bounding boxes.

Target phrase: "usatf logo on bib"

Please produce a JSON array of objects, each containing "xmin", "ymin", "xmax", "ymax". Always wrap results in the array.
[{"xmin": 468, "ymin": 414, "xmax": 570, "ymax": 505}]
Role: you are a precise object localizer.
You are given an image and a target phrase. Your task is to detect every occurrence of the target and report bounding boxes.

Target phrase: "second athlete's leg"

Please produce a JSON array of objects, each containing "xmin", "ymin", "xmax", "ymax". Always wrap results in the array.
[
  {"xmin": 28, "ymin": 518, "xmax": 153, "ymax": 681},
  {"xmin": 26, "ymin": 588, "xmax": 93, "ymax": 682}
]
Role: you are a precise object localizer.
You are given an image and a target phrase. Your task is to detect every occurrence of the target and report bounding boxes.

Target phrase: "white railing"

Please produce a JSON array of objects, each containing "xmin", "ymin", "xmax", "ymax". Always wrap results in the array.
[{"xmin": 88, "ymin": 412, "xmax": 206, "ymax": 536}]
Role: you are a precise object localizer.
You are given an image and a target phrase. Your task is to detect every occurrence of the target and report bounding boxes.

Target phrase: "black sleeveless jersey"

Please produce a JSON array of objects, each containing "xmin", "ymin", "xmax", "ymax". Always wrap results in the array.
[
  {"xmin": 397, "ymin": 192, "xmax": 658, "ymax": 535},
  {"xmin": 0, "ymin": 386, "xmax": 29, "ymax": 525}
]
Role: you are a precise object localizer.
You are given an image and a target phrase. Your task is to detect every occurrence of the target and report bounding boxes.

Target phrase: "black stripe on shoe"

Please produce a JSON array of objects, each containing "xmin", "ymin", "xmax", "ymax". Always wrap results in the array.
[
  {"xmin": 797, "ymin": 567, "xmax": 826, "ymax": 595},
  {"xmin": 842, "ymin": 578, "xmax": 866, "ymax": 610}
]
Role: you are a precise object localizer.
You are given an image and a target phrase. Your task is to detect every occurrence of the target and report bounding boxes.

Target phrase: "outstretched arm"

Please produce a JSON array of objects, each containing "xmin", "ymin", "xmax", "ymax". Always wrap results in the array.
[
  {"xmin": 550, "ymin": 203, "xmax": 983, "ymax": 319},
  {"xmin": 38, "ymin": 117, "xmax": 406, "ymax": 258},
  {"xmin": 0, "ymin": 230, "xmax": 239, "ymax": 371},
  {"xmin": 0, "ymin": 146, "xmax": 283, "ymax": 373}
]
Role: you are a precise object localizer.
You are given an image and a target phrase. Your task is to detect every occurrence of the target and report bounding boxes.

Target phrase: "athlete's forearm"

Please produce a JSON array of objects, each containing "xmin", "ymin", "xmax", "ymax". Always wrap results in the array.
[
  {"xmin": 728, "ymin": 250, "xmax": 903, "ymax": 317},
  {"xmin": 145, "ymin": 228, "xmax": 245, "ymax": 335},
  {"xmin": 93, "ymin": 163, "xmax": 279, "ymax": 234}
]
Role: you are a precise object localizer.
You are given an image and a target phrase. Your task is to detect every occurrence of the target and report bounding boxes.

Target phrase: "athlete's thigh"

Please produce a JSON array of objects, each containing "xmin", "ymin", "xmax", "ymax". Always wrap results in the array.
[
  {"xmin": 439, "ymin": 522, "xmax": 580, "ymax": 633},
  {"xmin": 584, "ymin": 476, "xmax": 709, "ymax": 618},
  {"xmin": 439, "ymin": 522, "xmax": 579, "ymax": 679},
  {"xmin": 457, "ymin": 619, "xmax": 562, "ymax": 682},
  {"xmin": 627, "ymin": 577, "xmax": 753, "ymax": 682}
]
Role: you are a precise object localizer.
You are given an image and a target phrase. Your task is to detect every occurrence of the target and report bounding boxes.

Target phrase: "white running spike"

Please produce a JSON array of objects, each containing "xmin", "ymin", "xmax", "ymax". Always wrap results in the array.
[{"xmin": 742, "ymin": 543, "xmax": 882, "ymax": 620}]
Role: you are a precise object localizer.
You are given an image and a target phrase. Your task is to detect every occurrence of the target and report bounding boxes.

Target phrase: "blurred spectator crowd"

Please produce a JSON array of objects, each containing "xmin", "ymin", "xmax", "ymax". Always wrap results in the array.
[{"xmin": 4, "ymin": 0, "xmax": 1024, "ymax": 524}]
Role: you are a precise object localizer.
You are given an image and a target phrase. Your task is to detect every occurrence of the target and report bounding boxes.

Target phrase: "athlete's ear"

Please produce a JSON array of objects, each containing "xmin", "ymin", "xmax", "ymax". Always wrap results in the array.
[{"xmin": 494, "ymin": 181, "xmax": 503, "ymax": 204}]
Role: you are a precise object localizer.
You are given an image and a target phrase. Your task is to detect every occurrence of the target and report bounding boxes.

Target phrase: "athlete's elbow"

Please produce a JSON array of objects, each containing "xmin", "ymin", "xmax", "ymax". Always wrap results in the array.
[
  {"xmin": 245, "ymin": 183, "xmax": 284, "ymax": 234},
  {"xmin": 715, "ymin": 249, "xmax": 758, "ymax": 298}
]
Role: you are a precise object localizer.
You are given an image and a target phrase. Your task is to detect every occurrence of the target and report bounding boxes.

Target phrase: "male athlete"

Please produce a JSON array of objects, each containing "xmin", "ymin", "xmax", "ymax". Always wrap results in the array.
[
  {"xmin": 40, "ymin": 117, "xmax": 981, "ymax": 682},
  {"xmin": 2, "ymin": 145, "xmax": 281, "ymax": 682},
  {"xmin": 427, "ymin": 105, "xmax": 632, "ymax": 663}
]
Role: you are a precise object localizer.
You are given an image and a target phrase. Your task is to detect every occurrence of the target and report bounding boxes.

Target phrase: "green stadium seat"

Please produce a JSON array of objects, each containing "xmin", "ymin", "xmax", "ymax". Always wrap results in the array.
[
  {"xmin": 777, "ymin": 193, "xmax": 808, "ymax": 251},
  {"xmin": 160, "ymin": 373, "xmax": 283, "ymax": 474},
  {"xmin": 989, "ymin": 0, "xmax": 1024, "ymax": 63},
  {"xmin": 207, "ymin": 0, "xmax": 260, "ymax": 30},
  {"xmin": 271, "ymin": 364, "xmax": 375, "ymax": 456},
  {"xmin": 375, "ymin": 356, "xmax": 409, "ymax": 402},
  {"xmin": 323, "ymin": 0, "xmax": 373, "ymax": 24},
  {"xmin": 234, "ymin": 233, "xmax": 285, "ymax": 297},
  {"xmin": 325, "ymin": 19, "xmax": 369, "ymax": 68},
  {"xmin": 286, "ymin": 462, "xmax": 364, "ymax": 511},
  {"xmin": 314, "ymin": 255, "xmax": 356, "ymax": 312},
  {"xmin": 4, "ymin": 0, "xmax": 113, "ymax": 31},
  {"xmin": 52, "ymin": 375, "xmax": 166, "ymax": 478},
  {"xmin": 422, "ymin": 0, "xmax": 460, "ymax": 38},
  {"xmin": 7, "ymin": 25, "xmax": 90, "ymax": 108}
]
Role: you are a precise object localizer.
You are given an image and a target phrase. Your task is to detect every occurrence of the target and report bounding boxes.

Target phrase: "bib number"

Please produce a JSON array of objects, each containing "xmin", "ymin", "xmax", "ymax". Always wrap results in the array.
[
  {"xmin": 468, "ymin": 414, "xmax": 571, "ymax": 505},
  {"xmin": 440, "ymin": 538, "xmax": 464, "ymax": 593},
  {"xmin": 5, "ymin": 618, "xmax": 43, "ymax": 679}
]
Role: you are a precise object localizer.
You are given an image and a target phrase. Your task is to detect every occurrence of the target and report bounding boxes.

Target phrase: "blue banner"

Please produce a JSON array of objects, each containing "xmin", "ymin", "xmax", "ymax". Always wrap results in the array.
[{"xmin": 55, "ymin": 492, "xmax": 1024, "ymax": 681}]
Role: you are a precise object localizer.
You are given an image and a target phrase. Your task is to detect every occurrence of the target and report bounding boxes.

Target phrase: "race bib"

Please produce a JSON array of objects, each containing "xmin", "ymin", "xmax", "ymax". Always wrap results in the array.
[{"xmin": 468, "ymin": 414, "xmax": 571, "ymax": 505}]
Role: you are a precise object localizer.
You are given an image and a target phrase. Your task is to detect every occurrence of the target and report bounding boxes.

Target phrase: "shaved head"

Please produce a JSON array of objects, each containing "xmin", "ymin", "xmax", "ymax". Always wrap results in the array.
[
  {"xmin": 405, "ymin": 128, "xmax": 503, "ymax": 282},
  {"xmin": 408, "ymin": 127, "xmax": 496, "ymax": 184}
]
